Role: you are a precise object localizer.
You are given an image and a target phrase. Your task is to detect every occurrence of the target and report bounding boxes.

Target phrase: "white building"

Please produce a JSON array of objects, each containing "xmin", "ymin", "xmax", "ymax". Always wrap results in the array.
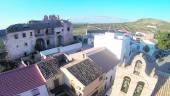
[
  {"xmin": 111, "ymin": 53, "xmax": 158, "ymax": 96},
  {"xmin": 5, "ymin": 15, "xmax": 74, "ymax": 60},
  {"xmin": 93, "ymin": 32, "xmax": 123, "ymax": 59},
  {"xmin": 111, "ymin": 52, "xmax": 170, "ymax": 96}
]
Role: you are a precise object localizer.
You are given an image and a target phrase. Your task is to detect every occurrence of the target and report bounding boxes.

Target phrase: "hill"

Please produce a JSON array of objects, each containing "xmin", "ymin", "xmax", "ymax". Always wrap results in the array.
[{"xmin": 73, "ymin": 18, "xmax": 170, "ymax": 35}]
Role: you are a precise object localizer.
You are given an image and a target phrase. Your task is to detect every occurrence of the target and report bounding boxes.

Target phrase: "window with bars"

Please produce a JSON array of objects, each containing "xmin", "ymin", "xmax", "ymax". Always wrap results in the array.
[
  {"xmin": 133, "ymin": 81, "xmax": 145, "ymax": 96},
  {"xmin": 14, "ymin": 34, "xmax": 18, "ymax": 39},
  {"xmin": 121, "ymin": 76, "xmax": 131, "ymax": 93},
  {"xmin": 23, "ymin": 33, "xmax": 26, "ymax": 38},
  {"xmin": 134, "ymin": 60, "xmax": 142, "ymax": 75}
]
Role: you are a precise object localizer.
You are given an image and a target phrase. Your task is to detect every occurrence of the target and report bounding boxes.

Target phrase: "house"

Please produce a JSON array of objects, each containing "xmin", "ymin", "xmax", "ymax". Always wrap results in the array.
[
  {"xmin": 4, "ymin": 15, "xmax": 74, "ymax": 60},
  {"xmin": 84, "ymin": 47, "xmax": 120, "ymax": 92},
  {"xmin": 93, "ymin": 32, "xmax": 123, "ymax": 59},
  {"xmin": 37, "ymin": 54, "xmax": 71, "ymax": 96},
  {"xmin": 61, "ymin": 52, "xmax": 105, "ymax": 96},
  {"xmin": 0, "ymin": 64, "xmax": 49, "ymax": 96},
  {"xmin": 110, "ymin": 52, "xmax": 170, "ymax": 96},
  {"xmin": 37, "ymin": 57, "xmax": 63, "ymax": 95}
]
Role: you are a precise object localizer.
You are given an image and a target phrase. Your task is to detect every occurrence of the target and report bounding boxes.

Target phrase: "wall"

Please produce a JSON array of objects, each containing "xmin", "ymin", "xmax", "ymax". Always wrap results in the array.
[
  {"xmin": 61, "ymin": 21, "xmax": 74, "ymax": 45},
  {"xmin": 6, "ymin": 30, "xmax": 36, "ymax": 60},
  {"xmin": 104, "ymin": 67, "xmax": 116, "ymax": 91},
  {"xmin": 83, "ymin": 75, "xmax": 104, "ymax": 96},
  {"xmin": 46, "ymin": 72, "xmax": 64, "ymax": 90},
  {"xmin": 111, "ymin": 54, "xmax": 158, "ymax": 96},
  {"xmin": 93, "ymin": 32, "xmax": 123, "ymax": 59},
  {"xmin": 18, "ymin": 85, "xmax": 49, "ymax": 96},
  {"xmin": 40, "ymin": 42, "xmax": 82, "ymax": 56},
  {"xmin": 61, "ymin": 67, "xmax": 85, "ymax": 96}
]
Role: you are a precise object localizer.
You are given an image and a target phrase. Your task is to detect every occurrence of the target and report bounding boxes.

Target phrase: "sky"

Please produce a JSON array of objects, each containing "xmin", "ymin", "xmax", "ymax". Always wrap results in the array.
[{"xmin": 0, "ymin": 0, "xmax": 170, "ymax": 29}]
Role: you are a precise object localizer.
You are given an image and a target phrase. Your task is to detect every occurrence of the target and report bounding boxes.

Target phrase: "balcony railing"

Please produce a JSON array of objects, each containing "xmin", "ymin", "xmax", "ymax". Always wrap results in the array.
[{"xmin": 35, "ymin": 34, "xmax": 45, "ymax": 37}]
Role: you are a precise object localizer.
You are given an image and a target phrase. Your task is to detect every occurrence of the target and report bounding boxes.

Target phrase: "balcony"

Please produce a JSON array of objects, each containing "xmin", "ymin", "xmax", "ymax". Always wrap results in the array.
[
  {"xmin": 35, "ymin": 33, "xmax": 45, "ymax": 37},
  {"xmin": 46, "ymin": 32, "xmax": 54, "ymax": 35}
]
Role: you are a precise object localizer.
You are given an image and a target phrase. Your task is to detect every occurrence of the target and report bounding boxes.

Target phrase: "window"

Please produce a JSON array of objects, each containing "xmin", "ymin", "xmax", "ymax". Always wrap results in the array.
[
  {"xmin": 37, "ymin": 30, "xmax": 40, "ymax": 34},
  {"xmin": 24, "ymin": 42, "xmax": 28, "ymax": 46},
  {"xmin": 14, "ymin": 34, "xmax": 18, "ymax": 39},
  {"xmin": 121, "ymin": 76, "xmax": 131, "ymax": 93},
  {"xmin": 110, "ymin": 76, "xmax": 112, "ymax": 83},
  {"xmin": 46, "ymin": 40, "xmax": 50, "ymax": 45},
  {"xmin": 62, "ymin": 29, "xmax": 64, "ymax": 32},
  {"xmin": 45, "ymin": 29, "xmax": 48, "ymax": 34},
  {"xmin": 99, "ymin": 76, "xmax": 103, "ymax": 81},
  {"xmin": 30, "ymin": 32, "xmax": 33, "ymax": 36},
  {"xmin": 56, "ymin": 32, "xmax": 61, "ymax": 34},
  {"xmin": 23, "ymin": 33, "xmax": 26, "ymax": 38},
  {"xmin": 24, "ymin": 52, "xmax": 27, "ymax": 56},
  {"xmin": 31, "ymin": 88, "xmax": 40, "ymax": 96},
  {"xmin": 67, "ymin": 27, "xmax": 70, "ymax": 31},
  {"xmin": 133, "ymin": 82, "xmax": 145, "ymax": 96},
  {"xmin": 137, "ymin": 45, "xmax": 140, "ymax": 50},
  {"xmin": 134, "ymin": 60, "xmax": 142, "ymax": 75}
]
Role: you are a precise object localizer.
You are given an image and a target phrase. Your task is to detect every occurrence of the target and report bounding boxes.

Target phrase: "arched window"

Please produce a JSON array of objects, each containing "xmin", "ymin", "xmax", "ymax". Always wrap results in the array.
[
  {"xmin": 133, "ymin": 81, "xmax": 145, "ymax": 96},
  {"xmin": 134, "ymin": 60, "xmax": 142, "ymax": 75},
  {"xmin": 121, "ymin": 76, "xmax": 131, "ymax": 93}
]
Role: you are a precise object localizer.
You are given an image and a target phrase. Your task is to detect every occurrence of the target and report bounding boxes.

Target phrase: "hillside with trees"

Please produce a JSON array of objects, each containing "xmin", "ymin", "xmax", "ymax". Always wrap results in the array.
[{"xmin": 73, "ymin": 18, "xmax": 170, "ymax": 35}]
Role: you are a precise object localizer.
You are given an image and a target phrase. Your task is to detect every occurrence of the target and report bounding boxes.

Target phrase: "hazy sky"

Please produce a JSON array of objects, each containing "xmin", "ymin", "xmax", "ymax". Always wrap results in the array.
[{"xmin": 0, "ymin": 0, "xmax": 170, "ymax": 28}]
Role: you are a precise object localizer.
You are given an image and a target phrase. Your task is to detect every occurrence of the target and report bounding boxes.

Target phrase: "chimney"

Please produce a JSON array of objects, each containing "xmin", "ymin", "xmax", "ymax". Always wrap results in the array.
[
  {"xmin": 49, "ymin": 15, "xmax": 53, "ymax": 21},
  {"xmin": 82, "ymin": 53, "xmax": 86, "ymax": 58},
  {"xmin": 43, "ymin": 15, "xmax": 48, "ymax": 21},
  {"xmin": 52, "ymin": 15, "xmax": 57, "ymax": 20}
]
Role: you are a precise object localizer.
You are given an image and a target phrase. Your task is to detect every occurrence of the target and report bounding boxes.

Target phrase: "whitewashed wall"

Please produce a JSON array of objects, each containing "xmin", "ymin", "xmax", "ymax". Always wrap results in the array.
[
  {"xmin": 40, "ymin": 42, "xmax": 82, "ymax": 56},
  {"xmin": 6, "ymin": 30, "xmax": 36, "ymax": 60},
  {"xmin": 94, "ymin": 32, "xmax": 123, "ymax": 59},
  {"xmin": 18, "ymin": 85, "xmax": 49, "ymax": 96}
]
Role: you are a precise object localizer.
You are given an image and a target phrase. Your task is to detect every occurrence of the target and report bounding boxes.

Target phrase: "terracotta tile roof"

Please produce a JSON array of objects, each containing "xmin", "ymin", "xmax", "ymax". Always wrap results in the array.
[
  {"xmin": 152, "ymin": 72, "xmax": 170, "ymax": 96},
  {"xmin": 0, "ymin": 64, "xmax": 46, "ymax": 96},
  {"xmin": 67, "ymin": 59, "xmax": 103, "ymax": 86},
  {"xmin": 37, "ymin": 58, "xmax": 60, "ymax": 80},
  {"xmin": 7, "ymin": 20, "xmax": 63, "ymax": 33},
  {"xmin": 86, "ymin": 48, "xmax": 120, "ymax": 73}
]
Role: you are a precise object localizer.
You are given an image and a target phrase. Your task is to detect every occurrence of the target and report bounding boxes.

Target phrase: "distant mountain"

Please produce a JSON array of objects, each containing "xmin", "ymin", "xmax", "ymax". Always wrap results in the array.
[{"xmin": 73, "ymin": 18, "xmax": 170, "ymax": 35}]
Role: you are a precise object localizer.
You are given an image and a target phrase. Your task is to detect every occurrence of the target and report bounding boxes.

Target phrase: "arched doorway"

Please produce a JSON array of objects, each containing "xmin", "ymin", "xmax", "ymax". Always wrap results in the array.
[
  {"xmin": 57, "ymin": 35, "xmax": 64, "ymax": 47},
  {"xmin": 35, "ymin": 38, "xmax": 45, "ymax": 51}
]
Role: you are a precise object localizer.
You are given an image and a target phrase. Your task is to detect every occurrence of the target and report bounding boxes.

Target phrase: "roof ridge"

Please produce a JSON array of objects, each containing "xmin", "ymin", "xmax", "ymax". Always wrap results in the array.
[{"xmin": 85, "ymin": 47, "xmax": 106, "ymax": 55}]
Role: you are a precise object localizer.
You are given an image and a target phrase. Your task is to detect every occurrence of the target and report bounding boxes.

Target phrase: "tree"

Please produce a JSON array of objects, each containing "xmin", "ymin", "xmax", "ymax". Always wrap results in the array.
[
  {"xmin": 156, "ymin": 32, "xmax": 170, "ymax": 50},
  {"xmin": 0, "ymin": 39, "xmax": 5, "ymax": 49},
  {"xmin": 143, "ymin": 45, "xmax": 150, "ymax": 53}
]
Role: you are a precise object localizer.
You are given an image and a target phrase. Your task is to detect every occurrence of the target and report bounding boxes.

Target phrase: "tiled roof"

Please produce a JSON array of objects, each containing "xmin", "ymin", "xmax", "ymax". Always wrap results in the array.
[
  {"xmin": 37, "ymin": 58, "xmax": 60, "ymax": 80},
  {"xmin": 7, "ymin": 20, "xmax": 63, "ymax": 33},
  {"xmin": 0, "ymin": 64, "xmax": 46, "ymax": 96},
  {"xmin": 157, "ymin": 55, "xmax": 170, "ymax": 74},
  {"xmin": 67, "ymin": 59, "xmax": 103, "ymax": 86},
  {"xmin": 86, "ymin": 48, "xmax": 120, "ymax": 73},
  {"xmin": 152, "ymin": 72, "xmax": 170, "ymax": 96}
]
